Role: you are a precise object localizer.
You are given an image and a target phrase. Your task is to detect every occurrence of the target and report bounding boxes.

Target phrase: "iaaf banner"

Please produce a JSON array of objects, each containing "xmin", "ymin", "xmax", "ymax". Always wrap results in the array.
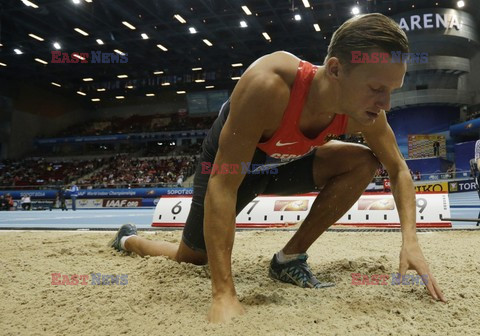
[{"xmin": 102, "ymin": 199, "xmax": 142, "ymax": 208}]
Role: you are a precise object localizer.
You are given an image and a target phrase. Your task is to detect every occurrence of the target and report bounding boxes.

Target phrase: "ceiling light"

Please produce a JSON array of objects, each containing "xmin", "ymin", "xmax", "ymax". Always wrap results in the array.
[
  {"xmin": 35, "ymin": 58, "xmax": 47, "ymax": 64},
  {"xmin": 192, "ymin": 67, "xmax": 202, "ymax": 71},
  {"xmin": 189, "ymin": 27, "xmax": 197, "ymax": 34},
  {"xmin": 29, "ymin": 33, "xmax": 44, "ymax": 41},
  {"xmin": 114, "ymin": 49, "xmax": 125, "ymax": 55},
  {"xmin": 21, "ymin": 0, "xmax": 39, "ymax": 8},
  {"xmin": 205, "ymin": 85, "xmax": 214, "ymax": 89},
  {"xmin": 85, "ymin": 0, "xmax": 92, "ymax": 2},
  {"xmin": 126, "ymin": 85, "xmax": 134, "ymax": 89},
  {"xmin": 51, "ymin": 82, "xmax": 61, "ymax": 87},
  {"xmin": 176, "ymin": 91, "xmax": 186, "ymax": 94},
  {"xmin": 77, "ymin": 91, "xmax": 86, "ymax": 96},
  {"xmin": 153, "ymin": 71, "xmax": 164, "ymax": 75},
  {"xmin": 294, "ymin": 14, "xmax": 301, "ymax": 21},
  {"xmin": 157, "ymin": 44, "xmax": 168, "ymax": 51},
  {"xmin": 141, "ymin": 33, "xmax": 149, "ymax": 39},
  {"xmin": 115, "ymin": 96, "xmax": 125, "ymax": 99},
  {"xmin": 240, "ymin": 21, "xmax": 248, "ymax": 28},
  {"xmin": 161, "ymin": 82, "xmax": 171, "ymax": 86},
  {"xmin": 72, "ymin": 53, "xmax": 85, "ymax": 60},
  {"xmin": 457, "ymin": 1, "xmax": 465, "ymax": 8},
  {"xmin": 231, "ymin": 63, "xmax": 243, "ymax": 67},
  {"xmin": 195, "ymin": 79, "xmax": 205, "ymax": 83},
  {"xmin": 203, "ymin": 39, "xmax": 212, "ymax": 46},
  {"xmin": 83, "ymin": 78, "xmax": 94, "ymax": 82},
  {"xmin": 122, "ymin": 21, "xmax": 136, "ymax": 30},
  {"xmin": 0, "ymin": 62, "xmax": 7, "ymax": 67},
  {"xmin": 14, "ymin": 49, "xmax": 23, "ymax": 55},
  {"xmin": 53, "ymin": 42, "xmax": 61, "ymax": 49},
  {"xmin": 91, "ymin": 98, "xmax": 100, "ymax": 102},
  {"xmin": 72, "ymin": 0, "xmax": 81, "ymax": 4},
  {"xmin": 262, "ymin": 32, "xmax": 271, "ymax": 41},
  {"xmin": 313, "ymin": 24, "xmax": 321, "ymax": 31},
  {"xmin": 352, "ymin": 6, "xmax": 360, "ymax": 15},
  {"xmin": 117, "ymin": 74, "xmax": 128, "ymax": 78},
  {"xmin": 241, "ymin": 6, "xmax": 252, "ymax": 15},
  {"xmin": 96, "ymin": 39, "xmax": 104, "ymax": 45},
  {"xmin": 97, "ymin": 88, "xmax": 106, "ymax": 92},
  {"xmin": 74, "ymin": 28, "xmax": 89, "ymax": 36},
  {"xmin": 231, "ymin": 77, "xmax": 241, "ymax": 80},
  {"xmin": 174, "ymin": 14, "xmax": 186, "ymax": 23},
  {"xmin": 146, "ymin": 93, "xmax": 155, "ymax": 97},
  {"xmin": 302, "ymin": 0, "xmax": 311, "ymax": 8}
]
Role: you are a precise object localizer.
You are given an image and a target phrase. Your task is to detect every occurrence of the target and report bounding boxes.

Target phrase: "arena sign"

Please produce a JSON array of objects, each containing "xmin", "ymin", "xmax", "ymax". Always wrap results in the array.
[
  {"xmin": 397, "ymin": 12, "xmax": 461, "ymax": 31},
  {"xmin": 391, "ymin": 8, "xmax": 478, "ymax": 44}
]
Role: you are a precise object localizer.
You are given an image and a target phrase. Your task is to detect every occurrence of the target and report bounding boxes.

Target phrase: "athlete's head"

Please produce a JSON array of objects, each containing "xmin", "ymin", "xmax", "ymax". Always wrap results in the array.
[
  {"xmin": 325, "ymin": 13, "xmax": 408, "ymax": 72},
  {"xmin": 323, "ymin": 13, "xmax": 409, "ymax": 125}
]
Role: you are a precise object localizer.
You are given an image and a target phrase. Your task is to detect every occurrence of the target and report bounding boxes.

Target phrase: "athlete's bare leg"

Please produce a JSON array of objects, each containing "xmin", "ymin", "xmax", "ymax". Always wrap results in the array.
[
  {"xmin": 125, "ymin": 237, "xmax": 208, "ymax": 265},
  {"xmin": 282, "ymin": 141, "xmax": 379, "ymax": 254}
]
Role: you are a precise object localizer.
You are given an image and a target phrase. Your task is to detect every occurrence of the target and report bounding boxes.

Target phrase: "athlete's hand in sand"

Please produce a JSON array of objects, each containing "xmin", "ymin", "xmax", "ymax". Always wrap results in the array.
[
  {"xmin": 399, "ymin": 242, "xmax": 446, "ymax": 302},
  {"xmin": 207, "ymin": 295, "xmax": 245, "ymax": 323}
]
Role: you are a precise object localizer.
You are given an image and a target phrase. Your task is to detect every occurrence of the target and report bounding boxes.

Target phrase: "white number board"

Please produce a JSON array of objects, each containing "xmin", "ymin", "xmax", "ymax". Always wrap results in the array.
[{"xmin": 151, "ymin": 193, "xmax": 451, "ymax": 228}]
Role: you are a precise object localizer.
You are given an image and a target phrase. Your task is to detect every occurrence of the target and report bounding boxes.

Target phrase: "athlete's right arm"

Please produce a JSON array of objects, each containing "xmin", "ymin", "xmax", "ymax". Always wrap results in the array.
[{"xmin": 204, "ymin": 65, "xmax": 289, "ymax": 323}]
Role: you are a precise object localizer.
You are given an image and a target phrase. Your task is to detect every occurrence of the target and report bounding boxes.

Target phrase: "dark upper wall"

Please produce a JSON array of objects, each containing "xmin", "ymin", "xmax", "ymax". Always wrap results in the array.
[
  {"xmin": 95, "ymin": 93, "xmax": 187, "ymax": 120},
  {"xmin": 0, "ymin": 78, "xmax": 93, "ymax": 158}
]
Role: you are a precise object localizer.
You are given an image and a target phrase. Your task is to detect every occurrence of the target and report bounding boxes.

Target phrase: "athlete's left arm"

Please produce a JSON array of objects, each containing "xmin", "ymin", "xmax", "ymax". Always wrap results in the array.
[
  {"xmin": 359, "ymin": 110, "xmax": 446, "ymax": 302},
  {"xmin": 360, "ymin": 111, "xmax": 415, "ymax": 242}
]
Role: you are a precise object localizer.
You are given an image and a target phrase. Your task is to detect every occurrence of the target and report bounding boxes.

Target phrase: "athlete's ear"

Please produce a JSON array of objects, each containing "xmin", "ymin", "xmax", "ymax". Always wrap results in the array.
[{"xmin": 325, "ymin": 57, "xmax": 341, "ymax": 79}]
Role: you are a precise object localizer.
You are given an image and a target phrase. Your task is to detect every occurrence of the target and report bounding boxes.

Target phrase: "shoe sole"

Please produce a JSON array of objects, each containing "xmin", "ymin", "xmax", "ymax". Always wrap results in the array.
[
  {"xmin": 108, "ymin": 224, "xmax": 137, "ymax": 251},
  {"xmin": 107, "ymin": 233, "xmax": 121, "ymax": 251}
]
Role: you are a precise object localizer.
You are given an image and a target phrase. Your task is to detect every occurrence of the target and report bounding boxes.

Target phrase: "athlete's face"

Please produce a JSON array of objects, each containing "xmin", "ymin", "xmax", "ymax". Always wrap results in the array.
[{"xmin": 336, "ymin": 59, "xmax": 406, "ymax": 126}]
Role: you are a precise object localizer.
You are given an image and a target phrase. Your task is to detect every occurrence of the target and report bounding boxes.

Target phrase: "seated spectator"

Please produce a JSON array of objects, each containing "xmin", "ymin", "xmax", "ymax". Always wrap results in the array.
[
  {"xmin": 446, "ymin": 165, "xmax": 455, "ymax": 179},
  {"xmin": 5, "ymin": 194, "xmax": 14, "ymax": 211}
]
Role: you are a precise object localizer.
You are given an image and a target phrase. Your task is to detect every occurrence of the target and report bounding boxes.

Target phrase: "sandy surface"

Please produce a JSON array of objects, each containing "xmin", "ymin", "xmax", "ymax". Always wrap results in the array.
[{"xmin": 1, "ymin": 229, "xmax": 479, "ymax": 335}]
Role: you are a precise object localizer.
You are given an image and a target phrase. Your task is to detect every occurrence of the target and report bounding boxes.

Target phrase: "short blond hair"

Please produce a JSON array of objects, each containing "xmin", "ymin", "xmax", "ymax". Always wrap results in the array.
[{"xmin": 325, "ymin": 13, "xmax": 409, "ymax": 68}]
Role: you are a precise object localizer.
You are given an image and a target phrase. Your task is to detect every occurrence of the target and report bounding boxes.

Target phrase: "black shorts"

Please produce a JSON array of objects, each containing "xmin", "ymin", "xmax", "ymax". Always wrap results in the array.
[{"xmin": 182, "ymin": 147, "xmax": 318, "ymax": 252}]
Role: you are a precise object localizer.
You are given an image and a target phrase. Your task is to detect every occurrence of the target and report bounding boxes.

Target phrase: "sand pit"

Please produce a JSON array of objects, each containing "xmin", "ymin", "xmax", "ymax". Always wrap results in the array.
[{"xmin": 1, "ymin": 229, "xmax": 479, "ymax": 335}]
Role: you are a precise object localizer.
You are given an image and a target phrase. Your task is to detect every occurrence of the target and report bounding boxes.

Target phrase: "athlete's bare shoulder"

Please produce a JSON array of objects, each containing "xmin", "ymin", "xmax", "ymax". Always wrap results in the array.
[
  {"xmin": 228, "ymin": 52, "xmax": 300, "ymax": 137},
  {"xmin": 244, "ymin": 51, "xmax": 301, "ymax": 86}
]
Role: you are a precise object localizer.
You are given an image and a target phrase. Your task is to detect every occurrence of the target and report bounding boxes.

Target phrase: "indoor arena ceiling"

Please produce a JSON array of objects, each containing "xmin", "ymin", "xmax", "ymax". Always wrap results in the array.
[{"xmin": 0, "ymin": 0, "xmax": 479, "ymax": 105}]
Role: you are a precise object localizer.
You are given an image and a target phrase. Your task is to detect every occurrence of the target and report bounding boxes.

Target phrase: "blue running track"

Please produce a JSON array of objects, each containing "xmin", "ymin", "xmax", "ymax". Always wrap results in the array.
[{"xmin": 0, "ymin": 192, "xmax": 479, "ymax": 230}]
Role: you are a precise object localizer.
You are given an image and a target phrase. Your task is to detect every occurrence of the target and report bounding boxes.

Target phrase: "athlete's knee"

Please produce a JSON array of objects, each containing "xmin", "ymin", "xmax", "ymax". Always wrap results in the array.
[
  {"xmin": 175, "ymin": 241, "xmax": 208, "ymax": 265},
  {"xmin": 355, "ymin": 146, "xmax": 380, "ymax": 174},
  {"xmin": 175, "ymin": 252, "xmax": 208, "ymax": 266}
]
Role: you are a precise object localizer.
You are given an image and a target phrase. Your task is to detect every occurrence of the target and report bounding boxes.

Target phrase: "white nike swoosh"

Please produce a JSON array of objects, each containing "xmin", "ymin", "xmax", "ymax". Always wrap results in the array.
[{"xmin": 276, "ymin": 141, "xmax": 298, "ymax": 147}]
